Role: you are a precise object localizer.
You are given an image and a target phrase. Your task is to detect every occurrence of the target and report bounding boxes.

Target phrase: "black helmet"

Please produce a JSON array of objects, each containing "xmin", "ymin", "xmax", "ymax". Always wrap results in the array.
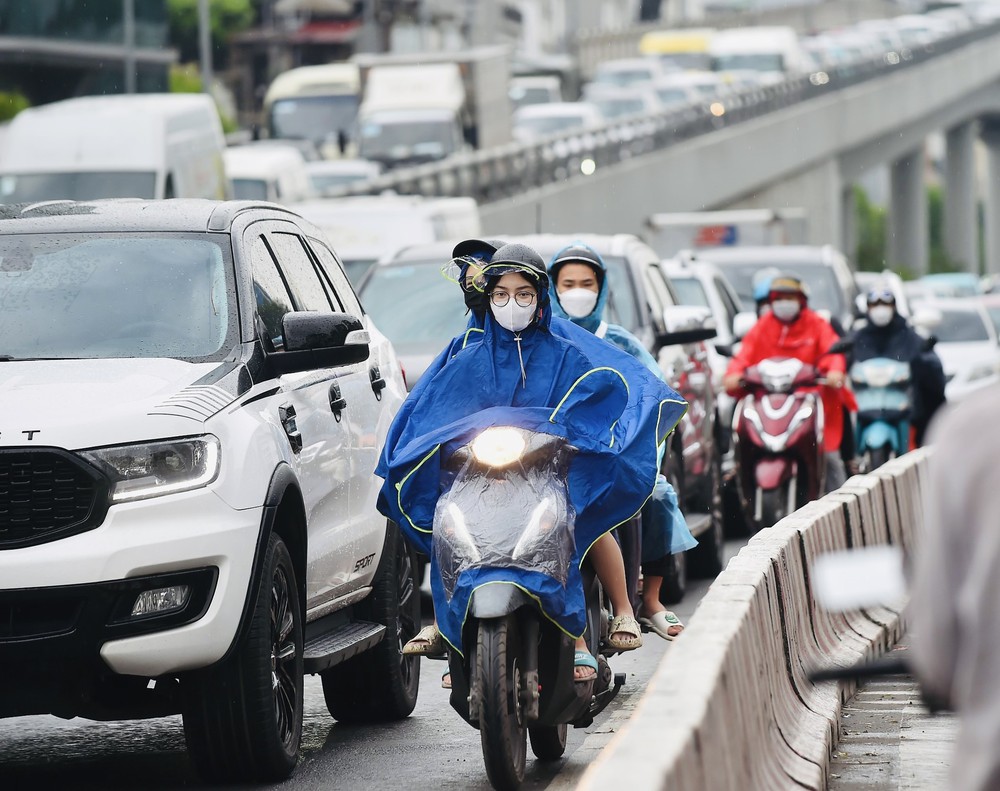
[
  {"xmin": 484, "ymin": 242, "xmax": 550, "ymax": 293},
  {"xmin": 452, "ymin": 238, "xmax": 505, "ymax": 260},
  {"xmin": 547, "ymin": 243, "xmax": 605, "ymax": 287}
]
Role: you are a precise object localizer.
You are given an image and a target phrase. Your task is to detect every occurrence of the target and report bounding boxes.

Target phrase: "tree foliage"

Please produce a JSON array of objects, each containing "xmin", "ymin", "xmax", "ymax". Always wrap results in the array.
[
  {"xmin": 0, "ymin": 91, "xmax": 30, "ymax": 122},
  {"xmin": 167, "ymin": 0, "xmax": 256, "ymax": 66}
]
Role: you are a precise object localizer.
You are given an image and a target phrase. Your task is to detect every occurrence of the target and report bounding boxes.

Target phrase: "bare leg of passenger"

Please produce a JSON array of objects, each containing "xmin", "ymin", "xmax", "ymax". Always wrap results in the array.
[{"xmin": 590, "ymin": 533, "xmax": 642, "ymax": 649}]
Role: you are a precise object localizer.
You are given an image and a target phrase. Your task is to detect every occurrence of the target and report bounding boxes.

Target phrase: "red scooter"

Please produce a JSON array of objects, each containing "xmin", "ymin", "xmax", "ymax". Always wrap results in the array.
[{"xmin": 732, "ymin": 356, "xmax": 831, "ymax": 531}]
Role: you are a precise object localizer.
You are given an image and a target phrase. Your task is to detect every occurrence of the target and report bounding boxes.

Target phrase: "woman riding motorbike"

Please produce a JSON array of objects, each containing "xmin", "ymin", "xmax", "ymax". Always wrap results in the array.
[{"xmin": 376, "ymin": 243, "xmax": 687, "ymax": 681}]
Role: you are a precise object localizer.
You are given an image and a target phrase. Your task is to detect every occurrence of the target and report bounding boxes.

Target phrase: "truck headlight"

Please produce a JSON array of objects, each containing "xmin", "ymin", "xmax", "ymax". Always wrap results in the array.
[
  {"xmin": 471, "ymin": 427, "xmax": 526, "ymax": 468},
  {"xmin": 81, "ymin": 435, "xmax": 221, "ymax": 503}
]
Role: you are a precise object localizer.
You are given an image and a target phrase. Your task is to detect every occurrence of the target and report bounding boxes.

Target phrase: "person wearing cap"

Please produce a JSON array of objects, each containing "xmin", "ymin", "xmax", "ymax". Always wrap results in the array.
[
  {"xmin": 547, "ymin": 242, "xmax": 696, "ymax": 641},
  {"xmin": 376, "ymin": 242, "xmax": 688, "ymax": 682},
  {"xmin": 722, "ymin": 273, "xmax": 856, "ymax": 491},
  {"xmin": 852, "ymin": 286, "xmax": 945, "ymax": 447}
]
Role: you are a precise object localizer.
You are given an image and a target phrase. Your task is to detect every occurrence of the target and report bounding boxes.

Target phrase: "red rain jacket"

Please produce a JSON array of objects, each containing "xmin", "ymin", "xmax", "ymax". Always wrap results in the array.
[{"xmin": 725, "ymin": 308, "xmax": 857, "ymax": 452}]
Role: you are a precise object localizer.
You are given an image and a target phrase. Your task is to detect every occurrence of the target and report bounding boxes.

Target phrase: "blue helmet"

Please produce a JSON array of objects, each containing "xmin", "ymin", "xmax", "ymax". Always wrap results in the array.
[{"xmin": 752, "ymin": 267, "xmax": 782, "ymax": 303}]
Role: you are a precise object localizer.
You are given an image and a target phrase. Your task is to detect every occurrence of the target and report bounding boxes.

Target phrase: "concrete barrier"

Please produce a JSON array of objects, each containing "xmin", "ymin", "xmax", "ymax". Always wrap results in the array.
[{"xmin": 577, "ymin": 447, "xmax": 930, "ymax": 791}]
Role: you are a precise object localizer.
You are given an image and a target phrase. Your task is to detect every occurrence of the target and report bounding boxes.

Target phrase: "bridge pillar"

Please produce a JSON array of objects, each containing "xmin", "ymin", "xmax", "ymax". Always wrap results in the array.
[
  {"xmin": 944, "ymin": 121, "xmax": 979, "ymax": 273},
  {"xmin": 888, "ymin": 148, "xmax": 928, "ymax": 276},
  {"xmin": 842, "ymin": 186, "xmax": 857, "ymax": 262},
  {"xmin": 981, "ymin": 119, "xmax": 1000, "ymax": 276}
]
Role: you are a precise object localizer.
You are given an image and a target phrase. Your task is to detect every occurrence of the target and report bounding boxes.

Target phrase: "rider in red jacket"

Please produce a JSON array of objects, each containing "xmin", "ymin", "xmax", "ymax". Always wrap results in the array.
[{"xmin": 722, "ymin": 274, "xmax": 857, "ymax": 491}]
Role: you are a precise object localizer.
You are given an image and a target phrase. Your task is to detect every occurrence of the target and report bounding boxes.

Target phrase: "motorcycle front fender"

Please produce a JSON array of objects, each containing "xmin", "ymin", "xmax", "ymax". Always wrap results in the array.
[
  {"xmin": 859, "ymin": 420, "xmax": 902, "ymax": 453},
  {"xmin": 755, "ymin": 457, "xmax": 794, "ymax": 490},
  {"xmin": 468, "ymin": 584, "xmax": 533, "ymax": 619}
]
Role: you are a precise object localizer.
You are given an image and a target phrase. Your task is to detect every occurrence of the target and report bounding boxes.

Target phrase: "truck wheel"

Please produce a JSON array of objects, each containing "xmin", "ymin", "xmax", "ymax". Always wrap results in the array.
[
  {"xmin": 322, "ymin": 524, "xmax": 421, "ymax": 723},
  {"xmin": 182, "ymin": 532, "xmax": 303, "ymax": 783}
]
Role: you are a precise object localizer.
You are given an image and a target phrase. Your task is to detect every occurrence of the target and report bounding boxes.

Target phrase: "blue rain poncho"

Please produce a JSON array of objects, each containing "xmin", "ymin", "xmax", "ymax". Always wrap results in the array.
[
  {"xmin": 375, "ymin": 267, "xmax": 687, "ymax": 652},
  {"xmin": 547, "ymin": 243, "xmax": 698, "ymax": 557}
]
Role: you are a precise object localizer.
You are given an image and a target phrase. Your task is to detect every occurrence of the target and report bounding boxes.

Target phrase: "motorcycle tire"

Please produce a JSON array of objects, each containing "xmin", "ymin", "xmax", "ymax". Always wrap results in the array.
[
  {"xmin": 760, "ymin": 484, "xmax": 791, "ymax": 529},
  {"xmin": 478, "ymin": 615, "xmax": 527, "ymax": 790},
  {"xmin": 867, "ymin": 445, "xmax": 891, "ymax": 472},
  {"xmin": 529, "ymin": 723, "xmax": 567, "ymax": 760}
]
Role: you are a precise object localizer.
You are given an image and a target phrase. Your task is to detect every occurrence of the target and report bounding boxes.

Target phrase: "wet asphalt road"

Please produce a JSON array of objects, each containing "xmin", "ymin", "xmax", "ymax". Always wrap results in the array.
[{"xmin": 0, "ymin": 541, "xmax": 744, "ymax": 791}]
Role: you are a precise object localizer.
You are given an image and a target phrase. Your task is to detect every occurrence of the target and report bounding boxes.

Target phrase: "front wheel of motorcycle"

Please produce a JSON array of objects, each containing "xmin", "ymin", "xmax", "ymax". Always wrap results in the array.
[
  {"xmin": 867, "ymin": 445, "xmax": 891, "ymax": 471},
  {"xmin": 478, "ymin": 615, "xmax": 527, "ymax": 790},
  {"xmin": 760, "ymin": 484, "xmax": 791, "ymax": 529},
  {"xmin": 529, "ymin": 723, "xmax": 567, "ymax": 760}
]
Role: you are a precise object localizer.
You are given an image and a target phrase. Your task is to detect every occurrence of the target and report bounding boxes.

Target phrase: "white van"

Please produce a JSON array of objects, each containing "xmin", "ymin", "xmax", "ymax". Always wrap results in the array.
[
  {"xmin": 709, "ymin": 26, "xmax": 811, "ymax": 81},
  {"xmin": 263, "ymin": 63, "xmax": 361, "ymax": 159},
  {"xmin": 293, "ymin": 194, "xmax": 481, "ymax": 285},
  {"xmin": 0, "ymin": 94, "xmax": 228, "ymax": 203},
  {"xmin": 224, "ymin": 143, "xmax": 315, "ymax": 204}
]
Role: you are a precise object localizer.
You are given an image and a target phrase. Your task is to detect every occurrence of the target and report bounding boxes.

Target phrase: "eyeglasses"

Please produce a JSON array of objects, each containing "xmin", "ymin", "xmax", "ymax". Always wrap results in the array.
[
  {"xmin": 489, "ymin": 289, "xmax": 536, "ymax": 308},
  {"xmin": 867, "ymin": 289, "xmax": 895, "ymax": 306}
]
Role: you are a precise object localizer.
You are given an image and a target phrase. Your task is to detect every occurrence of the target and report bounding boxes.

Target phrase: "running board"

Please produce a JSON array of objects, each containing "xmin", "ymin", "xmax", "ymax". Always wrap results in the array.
[
  {"xmin": 303, "ymin": 621, "xmax": 386, "ymax": 674},
  {"xmin": 577, "ymin": 672, "xmax": 626, "ymax": 727}
]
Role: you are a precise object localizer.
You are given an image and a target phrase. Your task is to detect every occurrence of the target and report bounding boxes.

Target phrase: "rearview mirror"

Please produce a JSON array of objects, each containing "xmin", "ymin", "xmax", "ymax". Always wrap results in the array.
[
  {"xmin": 911, "ymin": 306, "xmax": 942, "ymax": 331},
  {"xmin": 268, "ymin": 311, "xmax": 370, "ymax": 375},
  {"xmin": 657, "ymin": 305, "xmax": 717, "ymax": 347},
  {"xmin": 811, "ymin": 546, "xmax": 906, "ymax": 612}
]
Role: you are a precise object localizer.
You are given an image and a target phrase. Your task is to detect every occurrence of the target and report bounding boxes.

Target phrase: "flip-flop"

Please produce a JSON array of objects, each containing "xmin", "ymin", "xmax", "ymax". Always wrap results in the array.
[
  {"xmin": 442, "ymin": 670, "xmax": 452, "ymax": 690},
  {"xmin": 607, "ymin": 614, "xmax": 643, "ymax": 651},
  {"xmin": 574, "ymin": 650, "xmax": 598, "ymax": 683},
  {"xmin": 402, "ymin": 624, "xmax": 446, "ymax": 656},
  {"xmin": 639, "ymin": 610, "xmax": 684, "ymax": 641}
]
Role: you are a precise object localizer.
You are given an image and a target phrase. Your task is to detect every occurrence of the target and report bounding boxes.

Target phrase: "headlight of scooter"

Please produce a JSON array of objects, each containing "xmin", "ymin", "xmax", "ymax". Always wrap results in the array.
[
  {"xmin": 511, "ymin": 497, "xmax": 558, "ymax": 561},
  {"xmin": 471, "ymin": 427, "xmax": 526, "ymax": 467}
]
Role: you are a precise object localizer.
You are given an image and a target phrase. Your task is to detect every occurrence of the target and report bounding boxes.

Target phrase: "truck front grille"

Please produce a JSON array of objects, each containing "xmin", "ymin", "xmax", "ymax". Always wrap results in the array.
[{"xmin": 0, "ymin": 449, "xmax": 110, "ymax": 548}]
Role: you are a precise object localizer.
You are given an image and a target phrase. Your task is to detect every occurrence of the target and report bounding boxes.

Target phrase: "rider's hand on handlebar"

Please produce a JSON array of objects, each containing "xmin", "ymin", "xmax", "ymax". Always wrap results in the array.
[
  {"xmin": 723, "ymin": 373, "xmax": 744, "ymax": 393},
  {"xmin": 824, "ymin": 370, "xmax": 846, "ymax": 389}
]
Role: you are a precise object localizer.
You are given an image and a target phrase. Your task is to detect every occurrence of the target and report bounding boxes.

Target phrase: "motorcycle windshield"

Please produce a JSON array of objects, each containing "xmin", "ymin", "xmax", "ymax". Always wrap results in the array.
[
  {"xmin": 433, "ymin": 430, "xmax": 576, "ymax": 602},
  {"xmin": 851, "ymin": 359, "xmax": 911, "ymax": 413}
]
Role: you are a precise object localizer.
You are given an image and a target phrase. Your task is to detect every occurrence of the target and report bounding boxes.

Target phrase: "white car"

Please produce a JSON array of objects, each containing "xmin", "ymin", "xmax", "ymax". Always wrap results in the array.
[
  {"xmin": 512, "ymin": 102, "xmax": 605, "ymax": 143},
  {"xmin": 305, "ymin": 158, "xmax": 382, "ymax": 195},
  {"xmin": 919, "ymin": 298, "xmax": 1000, "ymax": 402},
  {"xmin": 0, "ymin": 199, "xmax": 415, "ymax": 783}
]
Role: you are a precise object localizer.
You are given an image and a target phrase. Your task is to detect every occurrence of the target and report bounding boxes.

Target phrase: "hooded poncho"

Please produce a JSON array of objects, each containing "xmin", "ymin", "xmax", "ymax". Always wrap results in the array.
[{"xmin": 375, "ymin": 264, "xmax": 686, "ymax": 652}]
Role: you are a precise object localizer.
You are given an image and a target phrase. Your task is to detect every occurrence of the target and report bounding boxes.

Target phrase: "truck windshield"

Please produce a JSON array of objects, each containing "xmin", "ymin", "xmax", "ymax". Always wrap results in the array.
[
  {"xmin": 712, "ymin": 54, "xmax": 785, "ymax": 72},
  {"xmin": 358, "ymin": 119, "xmax": 458, "ymax": 162},
  {"xmin": 231, "ymin": 178, "xmax": 270, "ymax": 200},
  {"xmin": 0, "ymin": 233, "xmax": 236, "ymax": 361},
  {"xmin": 0, "ymin": 172, "xmax": 157, "ymax": 202},
  {"xmin": 269, "ymin": 95, "xmax": 359, "ymax": 144},
  {"xmin": 710, "ymin": 261, "xmax": 845, "ymax": 320}
]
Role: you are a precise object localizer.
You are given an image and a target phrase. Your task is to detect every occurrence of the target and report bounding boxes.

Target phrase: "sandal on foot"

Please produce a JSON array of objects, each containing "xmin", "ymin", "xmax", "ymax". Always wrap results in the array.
[
  {"xmin": 574, "ymin": 650, "xmax": 598, "ymax": 683},
  {"xmin": 639, "ymin": 610, "xmax": 684, "ymax": 641},
  {"xmin": 442, "ymin": 670, "xmax": 452, "ymax": 690},
  {"xmin": 607, "ymin": 614, "xmax": 643, "ymax": 651},
  {"xmin": 403, "ymin": 624, "xmax": 445, "ymax": 656}
]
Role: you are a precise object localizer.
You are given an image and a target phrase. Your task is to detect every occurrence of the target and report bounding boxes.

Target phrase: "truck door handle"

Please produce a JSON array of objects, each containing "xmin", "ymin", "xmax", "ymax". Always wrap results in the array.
[
  {"xmin": 278, "ymin": 404, "xmax": 302, "ymax": 454},
  {"xmin": 329, "ymin": 382, "xmax": 347, "ymax": 421},
  {"xmin": 370, "ymin": 366, "xmax": 386, "ymax": 400}
]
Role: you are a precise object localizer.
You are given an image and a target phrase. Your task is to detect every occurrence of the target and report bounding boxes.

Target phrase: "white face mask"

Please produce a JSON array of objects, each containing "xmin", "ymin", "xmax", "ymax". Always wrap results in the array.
[
  {"xmin": 558, "ymin": 287, "xmax": 599, "ymax": 318},
  {"xmin": 868, "ymin": 305, "xmax": 894, "ymax": 327},
  {"xmin": 491, "ymin": 299, "xmax": 536, "ymax": 333},
  {"xmin": 771, "ymin": 299, "xmax": 801, "ymax": 322}
]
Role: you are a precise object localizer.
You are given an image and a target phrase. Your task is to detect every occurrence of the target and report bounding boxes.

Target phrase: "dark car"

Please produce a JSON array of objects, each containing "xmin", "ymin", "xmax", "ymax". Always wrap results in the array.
[{"xmin": 359, "ymin": 233, "xmax": 726, "ymax": 602}]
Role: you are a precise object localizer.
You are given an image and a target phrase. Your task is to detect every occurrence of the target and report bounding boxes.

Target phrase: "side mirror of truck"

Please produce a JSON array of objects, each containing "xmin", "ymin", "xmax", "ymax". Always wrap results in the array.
[
  {"xmin": 733, "ymin": 310, "xmax": 757, "ymax": 339},
  {"xmin": 656, "ymin": 305, "xmax": 717, "ymax": 347},
  {"xmin": 267, "ymin": 312, "xmax": 370, "ymax": 375}
]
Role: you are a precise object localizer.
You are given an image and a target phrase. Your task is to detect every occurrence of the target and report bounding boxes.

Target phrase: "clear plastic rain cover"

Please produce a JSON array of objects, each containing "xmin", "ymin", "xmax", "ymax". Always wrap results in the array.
[{"xmin": 433, "ymin": 430, "xmax": 576, "ymax": 602}]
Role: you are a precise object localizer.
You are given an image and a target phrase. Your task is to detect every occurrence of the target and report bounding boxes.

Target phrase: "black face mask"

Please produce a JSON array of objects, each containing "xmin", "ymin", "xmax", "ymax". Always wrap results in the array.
[{"xmin": 464, "ymin": 288, "xmax": 488, "ymax": 317}]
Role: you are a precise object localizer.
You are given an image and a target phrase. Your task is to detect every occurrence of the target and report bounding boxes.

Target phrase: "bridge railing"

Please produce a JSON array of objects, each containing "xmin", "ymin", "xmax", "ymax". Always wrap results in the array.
[{"xmin": 333, "ymin": 20, "xmax": 1000, "ymax": 205}]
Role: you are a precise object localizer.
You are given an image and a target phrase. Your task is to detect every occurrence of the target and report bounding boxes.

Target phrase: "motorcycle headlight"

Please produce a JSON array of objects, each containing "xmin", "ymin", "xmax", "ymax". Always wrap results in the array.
[
  {"xmin": 471, "ymin": 427, "xmax": 526, "ymax": 468},
  {"xmin": 81, "ymin": 435, "xmax": 221, "ymax": 503},
  {"xmin": 441, "ymin": 502, "xmax": 481, "ymax": 563},
  {"xmin": 512, "ymin": 497, "xmax": 557, "ymax": 561}
]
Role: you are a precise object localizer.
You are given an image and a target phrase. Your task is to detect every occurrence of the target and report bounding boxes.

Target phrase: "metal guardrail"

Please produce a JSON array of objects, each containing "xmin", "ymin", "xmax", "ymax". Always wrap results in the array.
[{"xmin": 334, "ymin": 20, "xmax": 1000, "ymax": 206}]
